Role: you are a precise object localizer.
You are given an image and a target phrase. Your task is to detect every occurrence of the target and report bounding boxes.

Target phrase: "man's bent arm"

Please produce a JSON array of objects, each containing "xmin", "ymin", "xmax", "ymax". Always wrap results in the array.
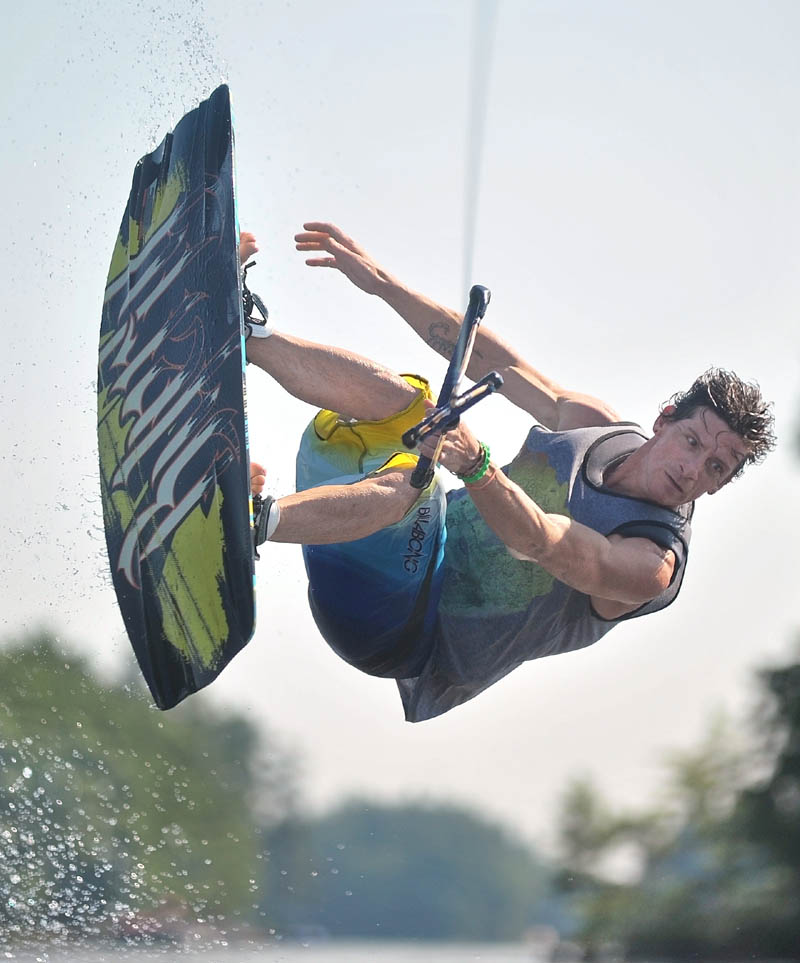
[
  {"xmin": 375, "ymin": 278, "xmax": 621, "ymax": 431},
  {"xmin": 466, "ymin": 466, "xmax": 676, "ymax": 607}
]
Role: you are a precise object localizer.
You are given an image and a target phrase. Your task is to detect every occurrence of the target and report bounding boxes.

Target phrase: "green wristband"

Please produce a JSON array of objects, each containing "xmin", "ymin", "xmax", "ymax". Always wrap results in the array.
[{"xmin": 458, "ymin": 442, "xmax": 491, "ymax": 484}]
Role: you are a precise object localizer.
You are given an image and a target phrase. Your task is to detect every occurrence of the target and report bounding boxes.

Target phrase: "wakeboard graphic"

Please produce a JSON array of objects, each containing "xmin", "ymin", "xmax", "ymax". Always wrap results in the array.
[{"xmin": 98, "ymin": 84, "xmax": 255, "ymax": 709}]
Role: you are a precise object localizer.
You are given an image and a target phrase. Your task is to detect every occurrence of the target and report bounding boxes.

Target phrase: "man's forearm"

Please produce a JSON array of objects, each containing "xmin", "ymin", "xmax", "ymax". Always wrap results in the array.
[
  {"xmin": 378, "ymin": 277, "xmax": 527, "ymax": 381},
  {"xmin": 379, "ymin": 280, "xmax": 582, "ymax": 428},
  {"xmin": 466, "ymin": 466, "xmax": 606, "ymax": 594},
  {"xmin": 464, "ymin": 467, "xmax": 668, "ymax": 605},
  {"xmin": 379, "ymin": 279, "xmax": 467, "ymax": 358}
]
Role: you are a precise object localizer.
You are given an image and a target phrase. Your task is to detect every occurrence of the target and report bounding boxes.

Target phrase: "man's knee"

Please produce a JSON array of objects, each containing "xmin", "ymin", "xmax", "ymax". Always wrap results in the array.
[{"xmin": 369, "ymin": 469, "xmax": 421, "ymax": 526}]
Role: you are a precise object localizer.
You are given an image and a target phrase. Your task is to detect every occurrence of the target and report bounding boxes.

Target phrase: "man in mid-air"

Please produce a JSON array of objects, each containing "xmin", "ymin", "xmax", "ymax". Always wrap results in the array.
[{"xmin": 239, "ymin": 225, "xmax": 774, "ymax": 723}]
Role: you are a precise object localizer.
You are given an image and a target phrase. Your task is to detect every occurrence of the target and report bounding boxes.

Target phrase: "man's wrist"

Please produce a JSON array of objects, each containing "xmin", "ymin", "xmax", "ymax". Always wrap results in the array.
[
  {"xmin": 457, "ymin": 442, "xmax": 491, "ymax": 483},
  {"xmin": 458, "ymin": 444, "xmax": 485, "ymax": 478},
  {"xmin": 463, "ymin": 463, "xmax": 497, "ymax": 491},
  {"xmin": 377, "ymin": 275, "xmax": 408, "ymax": 306}
]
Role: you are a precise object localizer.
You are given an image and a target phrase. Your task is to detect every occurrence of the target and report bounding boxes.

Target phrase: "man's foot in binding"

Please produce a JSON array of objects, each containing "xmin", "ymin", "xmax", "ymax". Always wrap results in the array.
[
  {"xmin": 239, "ymin": 232, "xmax": 271, "ymax": 341},
  {"xmin": 250, "ymin": 460, "xmax": 277, "ymax": 558}
]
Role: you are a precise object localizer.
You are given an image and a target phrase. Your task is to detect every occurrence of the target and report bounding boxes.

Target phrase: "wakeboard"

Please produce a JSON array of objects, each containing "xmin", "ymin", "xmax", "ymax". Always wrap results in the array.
[{"xmin": 97, "ymin": 84, "xmax": 255, "ymax": 710}]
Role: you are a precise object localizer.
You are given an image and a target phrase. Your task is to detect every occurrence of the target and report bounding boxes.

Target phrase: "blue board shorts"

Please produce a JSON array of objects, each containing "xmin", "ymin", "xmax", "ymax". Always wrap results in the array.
[{"xmin": 296, "ymin": 375, "xmax": 446, "ymax": 678}]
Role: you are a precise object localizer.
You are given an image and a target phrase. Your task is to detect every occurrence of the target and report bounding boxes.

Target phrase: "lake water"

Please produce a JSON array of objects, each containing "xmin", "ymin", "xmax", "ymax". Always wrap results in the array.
[
  {"xmin": 1, "ymin": 941, "xmax": 768, "ymax": 962},
  {"xmin": 0, "ymin": 941, "xmax": 553, "ymax": 963}
]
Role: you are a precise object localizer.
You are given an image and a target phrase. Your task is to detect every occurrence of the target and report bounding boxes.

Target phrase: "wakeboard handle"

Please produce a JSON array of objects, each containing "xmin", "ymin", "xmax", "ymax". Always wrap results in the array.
[
  {"xmin": 407, "ymin": 284, "xmax": 495, "ymax": 490},
  {"xmin": 402, "ymin": 371, "xmax": 503, "ymax": 450}
]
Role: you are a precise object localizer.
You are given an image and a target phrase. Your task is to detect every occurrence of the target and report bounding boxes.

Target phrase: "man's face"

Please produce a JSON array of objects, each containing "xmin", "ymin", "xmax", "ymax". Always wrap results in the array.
[{"xmin": 644, "ymin": 406, "xmax": 749, "ymax": 507}]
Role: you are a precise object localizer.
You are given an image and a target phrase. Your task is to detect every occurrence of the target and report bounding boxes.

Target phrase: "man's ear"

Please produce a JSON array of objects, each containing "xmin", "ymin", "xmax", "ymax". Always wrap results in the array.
[{"xmin": 654, "ymin": 404, "xmax": 677, "ymax": 433}]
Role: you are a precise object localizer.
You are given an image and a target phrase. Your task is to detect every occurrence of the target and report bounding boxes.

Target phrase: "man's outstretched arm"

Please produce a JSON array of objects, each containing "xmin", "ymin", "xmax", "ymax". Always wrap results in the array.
[{"xmin": 296, "ymin": 222, "xmax": 620, "ymax": 430}]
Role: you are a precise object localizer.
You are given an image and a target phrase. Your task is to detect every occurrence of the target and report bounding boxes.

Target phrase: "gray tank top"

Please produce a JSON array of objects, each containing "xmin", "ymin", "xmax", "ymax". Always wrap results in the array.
[{"xmin": 398, "ymin": 423, "xmax": 693, "ymax": 722}]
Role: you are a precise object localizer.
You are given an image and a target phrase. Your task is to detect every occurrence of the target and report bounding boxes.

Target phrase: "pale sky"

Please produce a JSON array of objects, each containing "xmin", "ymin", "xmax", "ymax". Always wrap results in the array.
[{"xmin": 1, "ymin": 0, "xmax": 798, "ymax": 854}]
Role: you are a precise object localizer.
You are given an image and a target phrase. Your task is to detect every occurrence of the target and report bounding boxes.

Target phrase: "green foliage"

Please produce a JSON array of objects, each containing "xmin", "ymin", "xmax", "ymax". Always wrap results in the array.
[
  {"xmin": 739, "ymin": 659, "xmax": 800, "ymax": 857},
  {"xmin": 732, "ymin": 655, "xmax": 800, "ymax": 955},
  {"xmin": 262, "ymin": 799, "xmax": 551, "ymax": 940},
  {"xmin": 555, "ymin": 686, "xmax": 800, "ymax": 959},
  {"xmin": 0, "ymin": 632, "xmax": 284, "ymax": 942}
]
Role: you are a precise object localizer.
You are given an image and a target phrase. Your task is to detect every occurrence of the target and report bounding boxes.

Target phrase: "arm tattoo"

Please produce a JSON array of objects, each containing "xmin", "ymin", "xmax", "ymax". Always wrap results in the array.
[
  {"xmin": 426, "ymin": 321, "xmax": 484, "ymax": 361},
  {"xmin": 426, "ymin": 321, "xmax": 457, "ymax": 356}
]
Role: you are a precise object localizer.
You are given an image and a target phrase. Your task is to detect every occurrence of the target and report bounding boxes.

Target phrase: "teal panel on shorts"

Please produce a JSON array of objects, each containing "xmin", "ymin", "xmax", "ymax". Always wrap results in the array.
[{"xmin": 295, "ymin": 407, "xmax": 446, "ymax": 678}]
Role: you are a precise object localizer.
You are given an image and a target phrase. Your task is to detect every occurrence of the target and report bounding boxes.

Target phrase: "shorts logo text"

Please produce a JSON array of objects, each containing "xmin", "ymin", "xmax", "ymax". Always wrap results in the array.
[{"xmin": 403, "ymin": 506, "xmax": 433, "ymax": 574}]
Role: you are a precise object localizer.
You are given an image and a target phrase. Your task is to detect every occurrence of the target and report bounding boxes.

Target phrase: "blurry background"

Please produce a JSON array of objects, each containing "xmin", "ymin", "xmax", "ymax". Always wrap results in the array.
[{"xmin": 1, "ymin": 0, "xmax": 798, "ymax": 957}]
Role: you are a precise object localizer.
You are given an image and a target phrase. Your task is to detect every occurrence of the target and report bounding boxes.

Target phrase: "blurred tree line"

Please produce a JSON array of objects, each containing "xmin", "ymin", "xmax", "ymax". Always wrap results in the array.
[
  {"xmin": 2, "ymin": 630, "xmax": 800, "ymax": 957},
  {"xmin": 265, "ymin": 800, "xmax": 552, "ymax": 941},
  {"xmin": 0, "ymin": 634, "xmax": 554, "ymax": 946},
  {"xmin": 555, "ymin": 658, "xmax": 800, "ymax": 959}
]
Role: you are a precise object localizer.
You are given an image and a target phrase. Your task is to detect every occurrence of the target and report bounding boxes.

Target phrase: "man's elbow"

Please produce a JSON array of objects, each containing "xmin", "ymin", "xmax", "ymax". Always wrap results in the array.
[
  {"xmin": 603, "ymin": 560, "xmax": 674, "ymax": 606},
  {"xmin": 556, "ymin": 395, "xmax": 622, "ymax": 430}
]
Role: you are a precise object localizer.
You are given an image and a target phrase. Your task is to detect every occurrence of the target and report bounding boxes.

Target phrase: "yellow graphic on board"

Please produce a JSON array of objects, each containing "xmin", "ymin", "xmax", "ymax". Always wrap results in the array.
[
  {"xmin": 97, "ymin": 374, "xmax": 153, "ymax": 541},
  {"xmin": 105, "ymin": 161, "xmax": 188, "ymax": 285},
  {"xmin": 155, "ymin": 485, "xmax": 229, "ymax": 668}
]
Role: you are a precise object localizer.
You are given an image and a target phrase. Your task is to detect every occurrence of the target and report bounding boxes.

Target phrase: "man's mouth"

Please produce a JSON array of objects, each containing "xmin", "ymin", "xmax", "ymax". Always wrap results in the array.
[{"xmin": 666, "ymin": 473, "xmax": 684, "ymax": 496}]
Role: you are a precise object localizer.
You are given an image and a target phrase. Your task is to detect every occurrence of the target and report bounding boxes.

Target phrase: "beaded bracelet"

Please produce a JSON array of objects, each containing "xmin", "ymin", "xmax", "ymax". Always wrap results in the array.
[
  {"xmin": 457, "ymin": 442, "xmax": 491, "ymax": 484},
  {"xmin": 463, "ymin": 464, "xmax": 497, "ymax": 491}
]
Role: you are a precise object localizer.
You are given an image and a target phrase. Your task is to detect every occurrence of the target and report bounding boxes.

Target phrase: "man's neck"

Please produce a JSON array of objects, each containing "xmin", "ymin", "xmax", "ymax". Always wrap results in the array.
[{"xmin": 602, "ymin": 450, "xmax": 643, "ymax": 499}]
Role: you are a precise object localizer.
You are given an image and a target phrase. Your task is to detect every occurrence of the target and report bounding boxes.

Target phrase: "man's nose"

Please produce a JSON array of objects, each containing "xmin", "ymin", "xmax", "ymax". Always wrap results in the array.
[{"xmin": 681, "ymin": 458, "xmax": 700, "ymax": 481}]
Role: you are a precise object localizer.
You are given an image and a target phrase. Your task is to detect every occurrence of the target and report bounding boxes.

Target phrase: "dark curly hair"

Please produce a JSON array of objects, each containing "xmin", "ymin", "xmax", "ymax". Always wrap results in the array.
[{"xmin": 661, "ymin": 368, "xmax": 775, "ymax": 479}]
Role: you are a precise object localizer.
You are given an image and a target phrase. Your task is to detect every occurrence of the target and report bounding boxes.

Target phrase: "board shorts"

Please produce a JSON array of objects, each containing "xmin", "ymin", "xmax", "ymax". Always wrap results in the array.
[{"xmin": 296, "ymin": 375, "xmax": 446, "ymax": 678}]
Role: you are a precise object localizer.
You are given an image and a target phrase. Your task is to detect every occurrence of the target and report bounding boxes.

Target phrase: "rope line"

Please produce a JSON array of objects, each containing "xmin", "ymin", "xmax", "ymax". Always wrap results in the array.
[{"xmin": 463, "ymin": 0, "xmax": 500, "ymax": 296}]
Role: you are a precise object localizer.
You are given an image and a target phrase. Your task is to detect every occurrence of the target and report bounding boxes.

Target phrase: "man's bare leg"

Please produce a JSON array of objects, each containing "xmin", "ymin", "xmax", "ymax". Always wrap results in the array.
[
  {"xmin": 246, "ymin": 331, "xmax": 418, "ymax": 422},
  {"xmin": 268, "ymin": 467, "xmax": 419, "ymax": 544}
]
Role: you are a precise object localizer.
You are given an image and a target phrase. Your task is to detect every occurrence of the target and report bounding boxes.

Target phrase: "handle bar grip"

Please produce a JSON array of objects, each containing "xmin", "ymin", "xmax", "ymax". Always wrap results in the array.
[{"xmin": 409, "ymin": 284, "xmax": 491, "ymax": 490}]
